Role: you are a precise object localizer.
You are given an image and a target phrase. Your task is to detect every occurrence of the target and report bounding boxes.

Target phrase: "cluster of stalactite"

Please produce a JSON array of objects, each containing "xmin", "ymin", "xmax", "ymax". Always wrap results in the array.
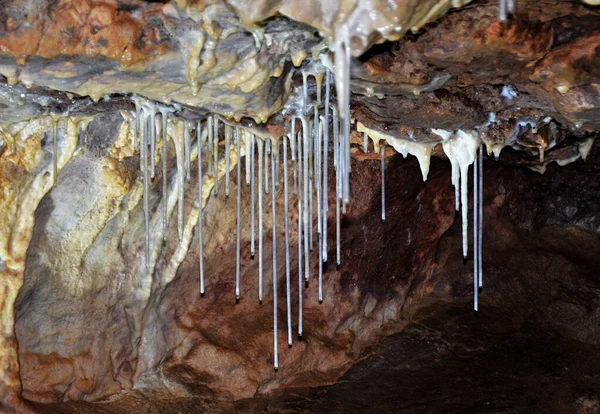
[{"xmin": 38, "ymin": 57, "xmax": 495, "ymax": 368}]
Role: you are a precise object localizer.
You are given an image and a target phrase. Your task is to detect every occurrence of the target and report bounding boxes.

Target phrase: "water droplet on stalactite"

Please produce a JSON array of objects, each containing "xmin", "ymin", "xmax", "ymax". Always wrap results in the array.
[
  {"xmin": 235, "ymin": 127, "xmax": 241, "ymax": 300},
  {"xmin": 381, "ymin": 144, "xmax": 386, "ymax": 223},
  {"xmin": 257, "ymin": 138, "xmax": 264, "ymax": 303}
]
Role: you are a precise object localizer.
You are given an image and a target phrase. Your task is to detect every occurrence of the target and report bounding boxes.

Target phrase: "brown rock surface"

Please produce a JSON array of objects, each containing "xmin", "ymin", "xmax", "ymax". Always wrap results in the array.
[{"xmin": 17, "ymin": 138, "xmax": 600, "ymax": 414}]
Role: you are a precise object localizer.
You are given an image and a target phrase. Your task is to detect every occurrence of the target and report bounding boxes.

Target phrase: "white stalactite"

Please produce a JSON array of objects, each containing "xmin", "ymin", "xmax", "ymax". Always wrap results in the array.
[{"xmin": 235, "ymin": 128, "xmax": 241, "ymax": 300}]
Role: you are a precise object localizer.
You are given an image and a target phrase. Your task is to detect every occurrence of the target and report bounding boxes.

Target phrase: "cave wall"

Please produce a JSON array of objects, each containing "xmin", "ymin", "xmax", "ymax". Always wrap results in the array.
[{"xmin": 14, "ymin": 132, "xmax": 600, "ymax": 413}]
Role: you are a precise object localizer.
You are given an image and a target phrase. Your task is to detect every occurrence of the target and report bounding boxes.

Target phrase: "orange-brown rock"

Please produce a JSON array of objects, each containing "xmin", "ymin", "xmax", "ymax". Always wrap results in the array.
[{"xmin": 0, "ymin": 1, "xmax": 169, "ymax": 66}]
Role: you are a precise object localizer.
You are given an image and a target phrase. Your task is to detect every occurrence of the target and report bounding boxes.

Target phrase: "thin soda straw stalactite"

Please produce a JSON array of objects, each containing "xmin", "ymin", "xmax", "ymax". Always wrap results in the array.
[
  {"xmin": 257, "ymin": 138, "xmax": 264, "ymax": 302},
  {"xmin": 161, "ymin": 111, "xmax": 169, "ymax": 241},
  {"xmin": 150, "ymin": 110, "xmax": 156, "ymax": 179},
  {"xmin": 322, "ymin": 71, "xmax": 330, "ymax": 264},
  {"xmin": 225, "ymin": 125, "xmax": 232, "ymax": 196},
  {"xmin": 283, "ymin": 131, "xmax": 292, "ymax": 346},
  {"xmin": 250, "ymin": 133, "xmax": 256, "ymax": 257},
  {"xmin": 478, "ymin": 144, "xmax": 484, "ymax": 289},
  {"xmin": 197, "ymin": 120, "xmax": 205, "ymax": 295},
  {"xmin": 235, "ymin": 128, "xmax": 242, "ymax": 300},
  {"xmin": 52, "ymin": 118, "xmax": 58, "ymax": 186},
  {"xmin": 213, "ymin": 115, "xmax": 219, "ymax": 194},
  {"xmin": 175, "ymin": 119, "xmax": 185, "ymax": 241},
  {"xmin": 333, "ymin": 107, "xmax": 341, "ymax": 266},
  {"xmin": 184, "ymin": 120, "xmax": 191, "ymax": 181},
  {"xmin": 297, "ymin": 128, "xmax": 304, "ymax": 337},
  {"xmin": 381, "ymin": 144, "xmax": 386, "ymax": 223},
  {"xmin": 317, "ymin": 118, "xmax": 324, "ymax": 302},
  {"xmin": 473, "ymin": 149, "xmax": 479, "ymax": 311},
  {"xmin": 140, "ymin": 107, "xmax": 150, "ymax": 270},
  {"xmin": 271, "ymin": 144, "xmax": 279, "ymax": 371},
  {"xmin": 302, "ymin": 117, "xmax": 310, "ymax": 282}
]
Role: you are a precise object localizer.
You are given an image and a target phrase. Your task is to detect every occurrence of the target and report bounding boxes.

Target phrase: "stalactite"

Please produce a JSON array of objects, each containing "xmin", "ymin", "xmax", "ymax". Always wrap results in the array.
[
  {"xmin": 297, "ymin": 127, "xmax": 304, "ymax": 337},
  {"xmin": 117, "ymin": 61, "xmax": 492, "ymax": 368},
  {"xmin": 292, "ymin": 119, "xmax": 298, "ymax": 195},
  {"xmin": 198, "ymin": 120, "xmax": 205, "ymax": 295},
  {"xmin": 141, "ymin": 107, "xmax": 150, "ymax": 269},
  {"xmin": 174, "ymin": 119, "xmax": 185, "ymax": 241},
  {"xmin": 283, "ymin": 129, "xmax": 292, "ymax": 346},
  {"xmin": 52, "ymin": 118, "xmax": 58, "ymax": 186},
  {"xmin": 317, "ymin": 118, "xmax": 324, "ymax": 302},
  {"xmin": 213, "ymin": 115, "xmax": 219, "ymax": 194},
  {"xmin": 150, "ymin": 110, "xmax": 157, "ymax": 179},
  {"xmin": 302, "ymin": 117, "xmax": 310, "ymax": 281},
  {"xmin": 207, "ymin": 116, "xmax": 214, "ymax": 178},
  {"xmin": 333, "ymin": 31, "xmax": 352, "ymax": 209},
  {"xmin": 478, "ymin": 144, "xmax": 484, "ymax": 289},
  {"xmin": 265, "ymin": 138, "xmax": 270, "ymax": 194},
  {"xmin": 271, "ymin": 143, "xmax": 279, "ymax": 371},
  {"xmin": 161, "ymin": 111, "xmax": 169, "ymax": 241},
  {"xmin": 250, "ymin": 132, "xmax": 256, "ymax": 257},
  {"xmin": 333, "ymin": 107, "xmax": 341, "ymax": 266},
  {"xmin": 235, "ymin": 128, "xmax": 242, "ymax": 300},
  {"xmin": 473, "ymin": 144, "xmax": 479, "ymax": 311},
  {"xmin": 225, "ymin": 125, "xmax": 232, "ymax": 196},
  {"xmin": 245, "ymin": 129, "xmax": 252, "ymax": 186},
  {"xmin": 381, "ymin": 144, "xmax": 386, "ymax": 223},
  {"xmin": 322, "ymin": 71, "xmax": 331, "ymax": 264},
  {"xmin": 257, "ymin": 138, "xmax": 264, "ymax": 302}
]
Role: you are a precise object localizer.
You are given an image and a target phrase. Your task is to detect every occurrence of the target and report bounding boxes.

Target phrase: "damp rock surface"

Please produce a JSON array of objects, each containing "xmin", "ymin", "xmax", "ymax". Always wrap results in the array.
[{"xmin": 19, "ymin": 145, "xmax": 600, "ymax": 414}]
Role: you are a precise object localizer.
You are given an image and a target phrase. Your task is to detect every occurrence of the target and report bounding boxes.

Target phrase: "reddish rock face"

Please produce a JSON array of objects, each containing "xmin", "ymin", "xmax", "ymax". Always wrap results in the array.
[{"xmin": 19, "ymin": 137, "xmax": 600, "ymax": 414}]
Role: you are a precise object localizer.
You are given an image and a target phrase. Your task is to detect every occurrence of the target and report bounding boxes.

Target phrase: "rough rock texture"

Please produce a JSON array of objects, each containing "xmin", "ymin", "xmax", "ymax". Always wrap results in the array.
[
  {"xmin": 0, "ymin": 0, "xmax": 322, "ymax": 121},
  {"xmin": 19, "ymin": 140, "xmax": 600, "ymax": 414},
  {"xmin": 351, "ymin": 0, "xmax": 600, "ymax": 156}
]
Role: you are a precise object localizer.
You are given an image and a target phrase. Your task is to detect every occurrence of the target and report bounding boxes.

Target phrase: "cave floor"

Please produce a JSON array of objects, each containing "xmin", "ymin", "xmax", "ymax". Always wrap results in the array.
[{"xmin": 32, "ymin": 300, "xmax": 600, "ymax": 413}]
